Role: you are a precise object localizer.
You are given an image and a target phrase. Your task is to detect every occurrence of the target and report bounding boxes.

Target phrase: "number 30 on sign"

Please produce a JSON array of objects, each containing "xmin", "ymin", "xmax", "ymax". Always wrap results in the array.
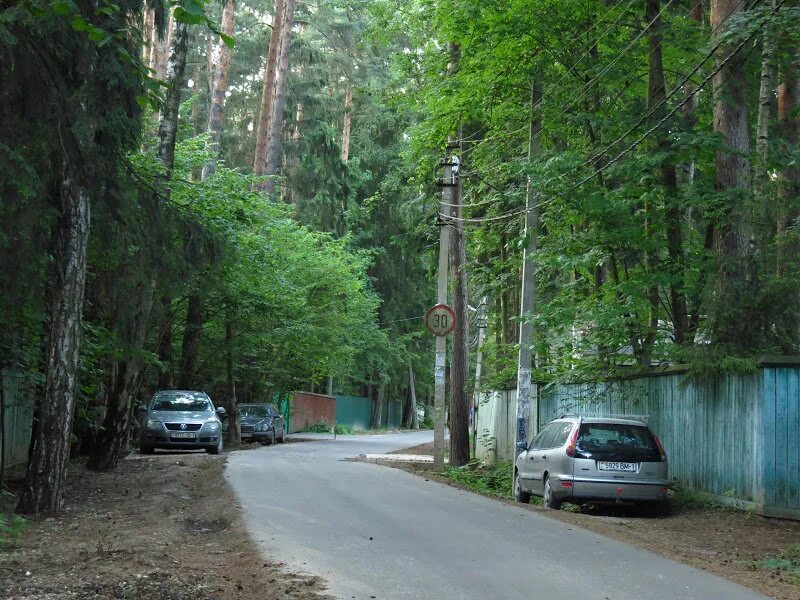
[{"xmin": 425, "ymin": 304, "xmax": 457, "ymax": 336}]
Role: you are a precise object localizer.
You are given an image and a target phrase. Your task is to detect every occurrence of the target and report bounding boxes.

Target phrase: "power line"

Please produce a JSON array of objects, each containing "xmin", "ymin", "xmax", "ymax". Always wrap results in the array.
[{"xmin": 443, "ymin": 0, "xmax": 783, "ymax": 225}]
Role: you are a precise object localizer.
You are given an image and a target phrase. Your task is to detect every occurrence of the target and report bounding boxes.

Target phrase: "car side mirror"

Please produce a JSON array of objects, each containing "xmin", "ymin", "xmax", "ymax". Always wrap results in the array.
[
  {"xmin": 216, "ymin": 406, "xmax": 226, "ymax": 417},
  {"xmin": 516, "ymin": 441, "xmax": 528, "ymax": 450}
]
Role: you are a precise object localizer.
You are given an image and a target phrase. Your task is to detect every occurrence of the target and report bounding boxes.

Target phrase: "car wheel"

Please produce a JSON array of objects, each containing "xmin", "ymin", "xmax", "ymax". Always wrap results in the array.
[
  {"xmin": 543, "ymin": 475, "xmax": 562, "ymax": 510},
  {"xmin": 278, "ymin": 428, "xmax": 285, "ymax": 443},
  {"xmin": 269, "ymin": 429, "xmax": 276, "ymax": 445},
  {"xmin": 139, "ymin": 444, "xmax": 154, "ymax": 455},
  {"xmin": 207, "ymin": 437, "xmax": 223, "ymax": 455},
  {"xmin": 514, "ymin": 471, "xmax": 531, "ymax": 504}
]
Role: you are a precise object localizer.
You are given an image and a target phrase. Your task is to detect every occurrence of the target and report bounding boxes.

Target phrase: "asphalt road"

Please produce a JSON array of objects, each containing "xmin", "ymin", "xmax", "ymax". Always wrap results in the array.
[{"xmin": 225, "ymin": 431, "xmax": 767, "ymax": 600}]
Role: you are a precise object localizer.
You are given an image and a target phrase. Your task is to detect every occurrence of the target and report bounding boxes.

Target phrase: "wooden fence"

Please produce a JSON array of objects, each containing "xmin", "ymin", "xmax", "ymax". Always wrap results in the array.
[
  {"xmin": 0, "ymin": 369, "xmax": 33, "ymax": 471},
  {"xmin": 475, "ymin": 361, "xmax": 800, "ymax": 520}
]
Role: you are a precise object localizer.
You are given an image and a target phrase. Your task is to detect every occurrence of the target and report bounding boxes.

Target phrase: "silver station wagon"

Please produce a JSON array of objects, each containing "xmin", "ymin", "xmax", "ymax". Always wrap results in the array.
[
  {"xmin": 138, "ymin": 390, "xmax": 226, "ymax": 455},
  {"xmin": 514, "ymin": 415, "xmax": 669, "ymax": 511}
]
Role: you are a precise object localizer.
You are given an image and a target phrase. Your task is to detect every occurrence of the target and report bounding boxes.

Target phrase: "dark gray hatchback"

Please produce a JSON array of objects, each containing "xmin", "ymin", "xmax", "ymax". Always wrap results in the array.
[{"xmin": 138, "ymin": 390, "xmax": 226, "ymax": 454}]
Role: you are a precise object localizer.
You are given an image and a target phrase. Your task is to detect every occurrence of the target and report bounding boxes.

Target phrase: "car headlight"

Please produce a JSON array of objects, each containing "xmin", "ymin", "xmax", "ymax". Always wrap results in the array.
[
  {"xmin": 146, "ymin": 419, "xmax": 162, "ymax": 429},
  {"xmin": 204, "ymin": 421, "xmax": 220, "ymax": 432}
]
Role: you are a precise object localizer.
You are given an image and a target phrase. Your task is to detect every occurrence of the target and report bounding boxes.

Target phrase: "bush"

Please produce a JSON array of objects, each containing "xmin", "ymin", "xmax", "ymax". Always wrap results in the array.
[
  {"xmin": 440, "ymin": 460, "xmax": 517, "ymax": 500},
  {"xmin": 0, "ymin": 514, "xmax": 27, "ymax": 548},
  {"xmin": 334, "ymin": 423, "xmax": 354, "ymax": 435},
  {"xmin": 302, "ymin": 420, "xmax": 332, "ymax": 433}
]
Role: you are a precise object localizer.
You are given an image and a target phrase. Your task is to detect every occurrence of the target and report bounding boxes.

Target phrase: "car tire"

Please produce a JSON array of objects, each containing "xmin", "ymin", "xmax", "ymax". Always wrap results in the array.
[
  {"xmin": 139, "ymin": 444, "xmax": 154, "ymax": 455},
  {"xmin": 269, "ymin": 429, "xmax": 276, "ymax": 446},
  {"xmin": 278, "ymin": 428, "xmax": 285, "ymax": 443},
  {"xmin": 543, "ymin": 475, "xmax": 562, "ymax": 510},
  {"xmin": 514, "ymin": 471, "xmax": 531, "ymax": 504},
  {"xmin": 207, "ymin": 437, "xmax": 223, "ymax": 455}
]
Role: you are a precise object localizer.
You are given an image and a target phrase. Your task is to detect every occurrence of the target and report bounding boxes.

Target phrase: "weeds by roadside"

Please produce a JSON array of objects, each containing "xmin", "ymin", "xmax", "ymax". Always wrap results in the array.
[
  {"xmin": 751, "ymin": 544, "xmax": 800, "ymax": 585},
  {"xmin": 0, "ymin": 513, "xmax": 27, "ymax": 549},
  {"xmin": 438, "ymin": 460, "xmax": 544, "ymax": 504}
]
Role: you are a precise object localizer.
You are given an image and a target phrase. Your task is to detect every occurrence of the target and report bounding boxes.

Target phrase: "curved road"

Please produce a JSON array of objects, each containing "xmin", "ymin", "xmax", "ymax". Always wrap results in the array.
[{"xmin": 225, "ymin": 431, "xmax": 767, "ymax": 600}]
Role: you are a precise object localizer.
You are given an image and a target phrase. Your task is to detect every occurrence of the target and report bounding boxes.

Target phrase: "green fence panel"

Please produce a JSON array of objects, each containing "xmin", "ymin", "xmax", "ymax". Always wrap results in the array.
[
  {"xmin": 335, "ymin": 396, "xmax": 372, "ymax": 430},
  {"xmin": 386, "ymin": 400, "xmax": 403, "ymax": 429}
]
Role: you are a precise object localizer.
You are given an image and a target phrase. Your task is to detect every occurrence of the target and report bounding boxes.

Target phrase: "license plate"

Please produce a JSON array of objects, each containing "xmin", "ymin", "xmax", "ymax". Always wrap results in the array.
[
  {"xmin": 171, "ymin": 432, "xmax": 195, "ymax": 439},
  {"xmin": 241, "ymin": 432, "xmax": 252, "ymax": 438},
  {"xmin": 598, "ymin": 461, "xmax": 637, "ymax": 472}
]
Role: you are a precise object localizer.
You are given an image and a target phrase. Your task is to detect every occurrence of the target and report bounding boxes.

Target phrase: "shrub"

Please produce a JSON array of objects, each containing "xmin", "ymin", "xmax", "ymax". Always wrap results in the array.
[{"xmin": 302, "ymin": 420, "xmax": 332, "ymax": 433}]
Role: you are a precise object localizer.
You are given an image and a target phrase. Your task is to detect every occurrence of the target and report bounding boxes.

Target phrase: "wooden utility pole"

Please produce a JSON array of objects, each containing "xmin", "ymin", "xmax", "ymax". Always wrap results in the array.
[
  {"xmin": 515, "ymin": 79, "xmax": 542, "ymax": 451},
  {"xmin": 433, "ymin": 151, "xmax": 454, "ymax": 470}
]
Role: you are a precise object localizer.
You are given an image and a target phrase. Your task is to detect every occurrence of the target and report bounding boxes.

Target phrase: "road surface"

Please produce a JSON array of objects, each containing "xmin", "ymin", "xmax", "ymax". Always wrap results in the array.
[{"xmin": 225, "ymin": 431, "xmax": 767, "ymax": 600}]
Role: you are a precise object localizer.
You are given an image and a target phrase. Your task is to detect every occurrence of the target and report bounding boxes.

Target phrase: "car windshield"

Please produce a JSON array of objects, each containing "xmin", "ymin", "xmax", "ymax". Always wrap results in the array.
[
  {"xmin": 238, "ymin": 405, "xmax": 270, "ymax": 418},
  {"xmin": 151, "ymin": 393, "xmax": 212, "ymax": 412},
  {"xmin": 575, "ymin": 423, "xmax": 661, "ymax": 462}
]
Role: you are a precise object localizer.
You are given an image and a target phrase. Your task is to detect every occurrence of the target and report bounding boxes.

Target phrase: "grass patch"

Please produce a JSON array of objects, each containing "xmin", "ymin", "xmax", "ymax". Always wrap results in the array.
[
  {"xmin": 668, "ymin": 481, "xmax": 734, "ymax": 510},
  {"xmin": 752, "ymin": 544, "xmax": 800, "ymax": 584},
  {"xmin": 302, "ymin": 420, "xmax": 333, "ymax": 433},
  {"xmin": 0, "ymin": 513, "xmax": 27, "ymax": 549},
  {"xmin": 438, "ymin": 460, "xmax": 543, "ymax": 504},
  {"xmin": 334, "ymin": 423, "xmax": 354, "ymax": 435}
]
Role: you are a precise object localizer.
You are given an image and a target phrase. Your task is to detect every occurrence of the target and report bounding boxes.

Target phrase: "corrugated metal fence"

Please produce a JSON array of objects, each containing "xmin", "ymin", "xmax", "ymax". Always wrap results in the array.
[
  {"xmin": 1, "ymin": 369, "xmax": 33, "ymax": 470},
  {"xmin": 476, "ymin": 364, "xmax": 800, "ymax": 520}
]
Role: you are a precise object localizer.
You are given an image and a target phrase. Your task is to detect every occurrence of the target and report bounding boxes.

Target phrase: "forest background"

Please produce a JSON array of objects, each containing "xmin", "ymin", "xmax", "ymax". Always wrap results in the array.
[{"xmin": 0, "ymin": 0, "xmax": 798, "ymax": 513}]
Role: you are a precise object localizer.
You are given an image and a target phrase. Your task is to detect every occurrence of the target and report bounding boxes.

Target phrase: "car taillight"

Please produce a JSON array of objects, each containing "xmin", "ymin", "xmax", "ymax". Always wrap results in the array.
[
  {"xmin": 653, "ymin": 433, "xmax": 667, "ymax": 462},
  {"xmin": 565, "ymin": 426, "xmax": 580, "ymax": 457}
]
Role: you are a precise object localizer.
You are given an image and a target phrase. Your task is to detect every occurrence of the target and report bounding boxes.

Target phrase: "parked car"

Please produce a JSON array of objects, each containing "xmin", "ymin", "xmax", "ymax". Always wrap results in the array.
[
  {"xmin": 138, "ymin": 390, "xmax": 226, "ymax": 455},
  {"xmin": 513, "ymin": 415, "xmax": 669, "ymax": 511},
  {"xmin": 237, "ymin": 403, "xmax": 286, "ymax": 445}
]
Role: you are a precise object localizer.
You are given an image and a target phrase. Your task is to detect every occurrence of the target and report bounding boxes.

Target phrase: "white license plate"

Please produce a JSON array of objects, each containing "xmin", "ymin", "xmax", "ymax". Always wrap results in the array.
[
  {"xmin": 241, "ymin": 432, "xmax": 252, "ymax": 438},
  {"xmin": 598, "ymin": 461, "xmax": 637, "ymax": 472},
  {"xmin": 171, "ymin": 432, "xmax": 195, "ymax": 439}
]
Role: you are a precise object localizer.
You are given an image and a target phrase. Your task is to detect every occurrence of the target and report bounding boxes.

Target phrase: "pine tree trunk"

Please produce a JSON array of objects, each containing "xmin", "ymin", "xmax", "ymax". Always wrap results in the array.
[
  {"xmin": 755, "ymin": 2, "xmax": 776, "ymax": 192},
  {"xmin": 449, "ymin": 134, "xmax": 470, "ymax": 467},
  {"xmin": 225, "ymin": 320, "xmax": 240, "ymax": 444},
  {"xmin": 408, "ymin": 361, "xmax": 419, "ymax": 429},
  {"xmin": 18, "ymin": 179, "xmax": 90, "ymax": 515},
  {"xmin": 157, "ymin": 296, "xmax": 174, "ymax": 389},
  {"xmin": 178, "ymin": 293, "xmax": 203, "ymax": 389},
  {"xmin": 157, "ymin": 21, "xmax": 190, "ymax": 179},
  {"xmin": 253, "ymin": 0, "xmax": 285, "ymax": 192},
  {"xmin": 710, "ymin": 0, "xmax": 754, "ymax": 347},
  {"xmin": 154, "ymin": 11, "xmax": 175, "ymax": 82},
  {"xmin": 203, "ymin": 0, "xmax": 236, "ymax": 180},
  {"xmin": 341, "ymin": 85, "xmax": 353, "ymax": 163},
  {"xmin": 682, "ymin": 2, "xmax": 705, "ymax": 185},
  {"xmin": 262, "ymin": 0, "xmax": 297, "ymax": 198},
  {"xmin": 142, "ymin": 7, "xmax": 155, "ymax": 65}
]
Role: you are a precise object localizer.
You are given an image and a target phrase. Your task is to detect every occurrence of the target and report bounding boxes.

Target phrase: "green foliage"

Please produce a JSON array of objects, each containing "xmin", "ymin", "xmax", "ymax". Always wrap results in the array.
[
  {"xmin": 0, "ymin": 514, "xmax": 28, "ymax": 549},
  {"xmin": 439, "ymin": 460, "xmax": 515, "ymax": 500},
  {"xmin": 334, "ymin": 423, "xmax": 355, "ymax": 435},
  {"xmin": 752, "ymin": 544, "xmax": 800, "ymax": 584},
  {"xmin": 303, "ymin": 420, "xmax": 333, "ymax": 433}
]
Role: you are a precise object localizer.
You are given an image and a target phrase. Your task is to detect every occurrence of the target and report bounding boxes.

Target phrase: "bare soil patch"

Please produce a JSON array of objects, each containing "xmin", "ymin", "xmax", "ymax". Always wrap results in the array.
[
  {"xmin": 1, "ymin": 449, "xmax": 330, "ymax": 600},
  {"xmin": 376, "ymin": 446, "xmax": 800, "ymax": 600}
]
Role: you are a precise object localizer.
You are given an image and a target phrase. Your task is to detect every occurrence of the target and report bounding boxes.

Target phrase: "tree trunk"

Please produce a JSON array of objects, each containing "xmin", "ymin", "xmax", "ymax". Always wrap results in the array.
[
  {"xmin": 755, "ymin": 0, "xmax": 777, "ymax": 193},
  {"xmin": 262, "ymin": 0, "xmax": 297, "ymax": 198},
  {"xmin": 646, "ymin": 0, "xmax": 688, "ymax": 347},
  {"xmin": 202, "ymin": 0, "xmax": 236, "ymax": 180},
  {"xmin": 370, "ymin": 383, "xmax": 384, "ymax": 429},
  {"xmin": 407, "ymin": 361, "xmax": 419, "ymax": 429},
  {"xmin": 154, "ymin": 11, "xmax": 175, "ymax": 82},
  {"xmin": 178, "ymin": 293, "xmax": 203, "ymax": 389},
  {"xmin": 225, "ymin": 320, "xmax": 240, "ymax": 444},
  {"xmin": 157, "ymin": 296, "xmax": 174, "ymax": 389},
  {"xmin": 142, "ymin": 7, "xmax": 155, "ymax": 65},
  {"xmin": 157, "ymin": 21, "xmax": 190, "ymax": 179},
  {"xmin": 682, "ymin": 2, "xmax": 705, "ymax": 185},
  {"xmin": 341, "ymin": 85, "xmax": 353, "ymax": 163},
  {"xmin": 710, "ymin": 0, "xmax": 754, "ymax": 348},
  {"xmin": 18, "ymin": 179, "xmax": 90, "ymax": 515},
  {"xmin": 449, "ymin": 134, "xmax": 470, "ymax": 467},
  {"xmin": 86, "ymin": 279, "xmax": 155, "ymax": 471},
  {"xmin": 253, "ymin": 0, "xmax": 286, "ymax": 193}
]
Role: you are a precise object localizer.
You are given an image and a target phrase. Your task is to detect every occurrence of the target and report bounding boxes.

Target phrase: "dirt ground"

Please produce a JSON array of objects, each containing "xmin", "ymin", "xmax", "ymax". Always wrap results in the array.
[
  {"xmin": 0, "ymin": 444, "xmax": 330, "ymax": 600},
  {"xmin": 384, "ymin": 441, "xmax": 800, "ymax": 600}
]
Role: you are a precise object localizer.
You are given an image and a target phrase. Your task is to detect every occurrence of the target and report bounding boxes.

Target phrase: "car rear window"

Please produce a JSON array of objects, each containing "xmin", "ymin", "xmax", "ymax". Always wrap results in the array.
[{"xmin": 575, "ymin": 423, "xmax": 661, "ymax": 462}]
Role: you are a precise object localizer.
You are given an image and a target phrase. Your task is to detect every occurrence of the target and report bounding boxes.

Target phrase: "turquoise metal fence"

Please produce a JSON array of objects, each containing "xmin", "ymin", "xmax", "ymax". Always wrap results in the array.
[
  {"xmin": 335, "ymin": 396, "xmax": 372, "ymax": 430},
  {"xmin": 1, "ymin": 369, "xmax": 33, "ymax": 470},
  {"xmin": 535, "ymin": 363, "xmax": 800, "ymax": 520},
  {"xmin": 334, "ymin": 396, "xmax": 405, "ymax": 430}
]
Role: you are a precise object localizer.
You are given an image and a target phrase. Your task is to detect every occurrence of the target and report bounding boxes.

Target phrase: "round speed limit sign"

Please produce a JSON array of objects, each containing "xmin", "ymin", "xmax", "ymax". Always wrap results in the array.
[{"xmin": 425, "ymin": 304, "xmax": 457, "ymax": 336}]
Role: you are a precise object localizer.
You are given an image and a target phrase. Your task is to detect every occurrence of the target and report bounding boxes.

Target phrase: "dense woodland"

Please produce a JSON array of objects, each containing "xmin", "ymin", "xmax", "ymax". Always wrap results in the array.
[{"xmin": 0, "ymin": 0, "xmax": 798, "ymax": 513}]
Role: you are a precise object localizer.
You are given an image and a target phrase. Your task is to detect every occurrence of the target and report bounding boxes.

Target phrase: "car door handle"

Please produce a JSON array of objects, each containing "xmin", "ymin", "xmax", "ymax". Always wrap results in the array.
[{"xmin": 542, "ymin": 455, "xmax": 547, "ymax": 460}]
